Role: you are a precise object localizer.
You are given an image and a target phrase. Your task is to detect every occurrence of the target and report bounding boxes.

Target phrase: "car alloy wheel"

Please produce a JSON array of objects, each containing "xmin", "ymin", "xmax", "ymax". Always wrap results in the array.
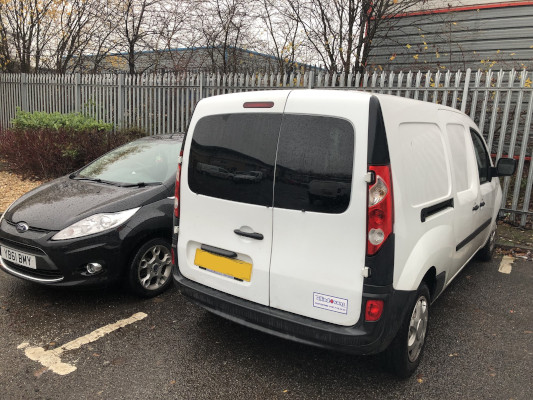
[
  {"xmin": 137, "ymin": 244, "xmax": 172, "ymax": 290},
  {"xmin": 128, "ymin": 238, "xmax": 173, "ymax": 297}
]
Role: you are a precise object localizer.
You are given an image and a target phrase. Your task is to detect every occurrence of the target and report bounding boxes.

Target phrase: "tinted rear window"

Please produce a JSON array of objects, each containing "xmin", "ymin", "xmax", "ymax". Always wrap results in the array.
[
  {"xmin": 188, "ymin": 113, "xmax": 282, "ymax": 206},
  {"xmin": 274, "ymin": 115, "xmax": 354, "ymax": 214}
]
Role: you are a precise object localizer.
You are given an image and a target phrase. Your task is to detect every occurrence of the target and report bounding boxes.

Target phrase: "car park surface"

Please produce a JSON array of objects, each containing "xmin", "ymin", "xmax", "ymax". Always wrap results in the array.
[{"xmin": 0, "ymin": 255, "xmax": 531, "ymax": 399}]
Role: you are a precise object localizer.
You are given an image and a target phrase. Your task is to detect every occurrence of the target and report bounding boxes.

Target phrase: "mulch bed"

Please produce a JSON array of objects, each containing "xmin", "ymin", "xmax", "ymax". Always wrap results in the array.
[{"xmin": 0, "ymin": 166, "xmax": 43, "ymax": 212}]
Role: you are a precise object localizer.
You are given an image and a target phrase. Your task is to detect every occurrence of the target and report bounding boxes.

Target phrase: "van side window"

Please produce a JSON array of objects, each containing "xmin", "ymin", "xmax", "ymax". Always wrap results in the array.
[
  {"xmin": 188, "ymin": 113, "xmax": 282, "ymax": 206},
  {"xmin": 469, "ymin": 129, "xmax": 490, "ymax": 184},
  {"xmin": 274, "ymin": 115, "xmax": 354, "ymax": 214},
  {"xmin": 446, "ymin": 124, "xmax": 470, "ymax": 192}
]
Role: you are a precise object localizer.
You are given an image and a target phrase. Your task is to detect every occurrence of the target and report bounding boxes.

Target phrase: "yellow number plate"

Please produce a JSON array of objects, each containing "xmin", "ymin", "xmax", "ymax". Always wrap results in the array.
[{"xmin": 194, "ymin": 249, "xmax": 252, "ymax": 282}]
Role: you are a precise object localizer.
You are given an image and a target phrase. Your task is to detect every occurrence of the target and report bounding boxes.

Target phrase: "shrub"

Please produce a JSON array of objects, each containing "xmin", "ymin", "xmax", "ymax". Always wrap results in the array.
[
  {"xmin": 12, "ymin": 108, "xmax": 113, "ymax": 132},
  {"xmin": 0, "ymin": 126, "xmax": 147, "ymax": 180}
]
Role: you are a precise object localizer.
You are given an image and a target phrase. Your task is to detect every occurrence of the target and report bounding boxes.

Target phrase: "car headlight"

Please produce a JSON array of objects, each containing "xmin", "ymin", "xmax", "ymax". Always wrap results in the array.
[{"xmin": 51, "ymin": 207, "xmax": 140, "ymax": 241}]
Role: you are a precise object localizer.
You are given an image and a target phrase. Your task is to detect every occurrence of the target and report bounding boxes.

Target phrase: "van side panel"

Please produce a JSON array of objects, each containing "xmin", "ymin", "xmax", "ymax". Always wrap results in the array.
[{"xmin": 377, "ymin": 96, "xmax": 454, "ymax": 292}]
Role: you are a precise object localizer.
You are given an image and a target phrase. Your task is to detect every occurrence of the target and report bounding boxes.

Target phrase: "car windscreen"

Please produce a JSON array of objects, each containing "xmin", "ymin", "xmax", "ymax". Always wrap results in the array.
[{"xmin": 77, "ymin": 138, "xmax": 182, "ymax": 185}]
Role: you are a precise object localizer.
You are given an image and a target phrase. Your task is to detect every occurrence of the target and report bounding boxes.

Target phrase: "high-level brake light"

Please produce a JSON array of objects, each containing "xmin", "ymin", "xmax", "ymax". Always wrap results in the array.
[{"xmin": 243, "ymin": 101, "xmax": 274, "ymax": 108}]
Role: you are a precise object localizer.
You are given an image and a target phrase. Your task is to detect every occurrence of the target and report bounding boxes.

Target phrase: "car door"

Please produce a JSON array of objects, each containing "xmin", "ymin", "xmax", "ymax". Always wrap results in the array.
[
  {"xmin": 269, "ymin": 91, "xmax": 369, "ymax": 326},
  {"xmin": 469, "ymin": 129, "xmax": 497, "ymax": 248},
  {"xmin": 177, "ymin": 92, "xmax": 289, "ymax": 306},
  {"xmin": 443, "ymin": 114, "xmax": 483, "ymax": 280}
]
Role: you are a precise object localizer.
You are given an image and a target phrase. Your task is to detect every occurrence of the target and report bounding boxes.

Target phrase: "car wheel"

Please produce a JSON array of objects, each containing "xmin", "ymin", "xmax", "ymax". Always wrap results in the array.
[
  {"xmin": 128, "ymin": 238, "xmax": 173, "ymax": 298},
  {"xmin": 476, "ymin": 226, "xmax": 496, "ymax": 262},
  {"xmin": 385, "ymin": 282, "xmax": 430, "ymax": 378}
]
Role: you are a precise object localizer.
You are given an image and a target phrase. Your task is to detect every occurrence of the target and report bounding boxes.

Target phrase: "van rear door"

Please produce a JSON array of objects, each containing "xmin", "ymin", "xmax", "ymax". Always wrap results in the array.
[
  {"xmin": 269, "ymin": 91, "xmax": 370, "ymax": 326},
  {"xmin": 178, "ymin": 92, "xmax": 288, "ymax": 306}
]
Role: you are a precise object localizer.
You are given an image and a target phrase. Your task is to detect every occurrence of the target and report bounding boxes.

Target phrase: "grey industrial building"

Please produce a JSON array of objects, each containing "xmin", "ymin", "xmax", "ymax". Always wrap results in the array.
[{"xmin": 367, "ymin": 1, "xmax": 533, "ymax": 72}]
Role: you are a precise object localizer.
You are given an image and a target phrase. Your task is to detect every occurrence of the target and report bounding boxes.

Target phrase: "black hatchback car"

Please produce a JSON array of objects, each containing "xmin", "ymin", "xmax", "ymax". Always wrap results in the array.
[{"xmin": 0, "ymin": 134, "xmax": 183, "ymax": 297}]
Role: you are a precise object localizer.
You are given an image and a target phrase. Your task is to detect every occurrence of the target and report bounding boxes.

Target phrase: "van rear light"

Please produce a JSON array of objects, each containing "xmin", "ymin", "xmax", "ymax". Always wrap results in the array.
[
  {"xmin": 174, "ymin": 150, "xmax": 183, "ymax": 218},
  {"xmin": 367, "ymin": 165, "xmax": 393, "ymax": 255},
  {"xmin": 365, "ymin": 299, "xmax": 384, "ymax": 322},
  {"xmin": 243, "ymin": 101, "xmax": 274, "ymax": 108}
]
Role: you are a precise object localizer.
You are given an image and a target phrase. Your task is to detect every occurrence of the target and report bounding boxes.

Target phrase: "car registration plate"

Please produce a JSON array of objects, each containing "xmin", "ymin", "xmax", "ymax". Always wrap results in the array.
[
  {"xmin": 1, "ymin": 245, "xmax": 37, "ymax": 269},
  {"xmin": 194, "ymin": 249, "xmax": 252, "ymax": 282}
]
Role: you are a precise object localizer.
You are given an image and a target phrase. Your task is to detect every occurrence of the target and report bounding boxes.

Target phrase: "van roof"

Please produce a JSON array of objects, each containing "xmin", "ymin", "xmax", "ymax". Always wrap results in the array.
[{"xmin": 202, "ymin": 89, "xmax": 465, "ymax": 115}]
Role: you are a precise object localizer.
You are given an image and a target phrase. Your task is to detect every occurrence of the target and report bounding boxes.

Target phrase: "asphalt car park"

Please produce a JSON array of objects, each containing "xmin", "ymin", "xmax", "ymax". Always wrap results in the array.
[{"xmin": 0, "ymin": 254, "xmax": 531, "ymax": 399}]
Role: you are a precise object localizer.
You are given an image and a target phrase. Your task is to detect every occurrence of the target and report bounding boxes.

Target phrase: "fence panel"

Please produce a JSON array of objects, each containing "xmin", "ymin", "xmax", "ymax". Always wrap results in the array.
[{"xmin": 0, "ymin": 69, "xmax": 531, "ymax": 226}]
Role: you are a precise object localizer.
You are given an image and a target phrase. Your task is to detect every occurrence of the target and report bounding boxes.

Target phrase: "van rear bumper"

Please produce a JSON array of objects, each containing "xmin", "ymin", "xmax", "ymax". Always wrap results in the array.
[{"xmin": 174, "ymin": 267, "xmax": 416, "ymax": 355}]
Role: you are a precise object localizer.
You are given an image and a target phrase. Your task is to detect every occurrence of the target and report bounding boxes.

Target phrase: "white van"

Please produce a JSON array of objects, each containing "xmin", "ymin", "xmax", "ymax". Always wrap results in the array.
[{"xmin": 172, "ymin": 90, "xmax": 516, "ymax": 377}]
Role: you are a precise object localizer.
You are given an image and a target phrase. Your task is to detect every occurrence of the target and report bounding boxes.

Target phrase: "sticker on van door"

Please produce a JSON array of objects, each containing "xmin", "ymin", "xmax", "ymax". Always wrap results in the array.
[{"xmin": 313, "ymin": 292, "xmax": 348, "ymax": 314}]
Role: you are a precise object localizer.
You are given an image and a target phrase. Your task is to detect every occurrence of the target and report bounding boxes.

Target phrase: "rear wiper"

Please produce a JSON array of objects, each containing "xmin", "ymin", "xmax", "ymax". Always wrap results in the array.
[{"xmin": 120, "ymin": 182, "xmax": 162, "ymax": 188}]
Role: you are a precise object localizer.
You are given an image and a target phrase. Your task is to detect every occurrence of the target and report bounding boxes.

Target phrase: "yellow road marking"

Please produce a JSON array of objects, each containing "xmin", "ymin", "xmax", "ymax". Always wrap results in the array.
[{"xmin": 18, "ymin": 312, "xmax": 147, "ymax": 375}]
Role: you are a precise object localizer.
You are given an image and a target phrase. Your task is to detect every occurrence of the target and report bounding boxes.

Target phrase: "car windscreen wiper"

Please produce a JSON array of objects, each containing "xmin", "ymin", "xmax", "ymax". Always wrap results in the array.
[
  {"xmin": 70, "ymin": 175, "xmax": 122, "ymax": 186},
  {"xmin": 120, "ymin": 182, "xmax": 162, "ymax": 188}
]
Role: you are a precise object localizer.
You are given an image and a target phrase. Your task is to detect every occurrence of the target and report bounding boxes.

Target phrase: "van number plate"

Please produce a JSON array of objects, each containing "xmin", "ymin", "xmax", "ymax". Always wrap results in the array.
[
  {"xmin": 1, "ymin": 246, "xmax": 37, "ymax": 269},
  {"xmin": 194, "ymin": 249, "xmax": 252, "ymax": 282}
]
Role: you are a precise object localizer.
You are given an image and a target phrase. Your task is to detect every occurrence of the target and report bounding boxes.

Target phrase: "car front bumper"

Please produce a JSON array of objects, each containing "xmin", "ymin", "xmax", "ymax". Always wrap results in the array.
[{"xmin": 0, "ymin": 219, "xmax": 126, "ymax": 287}]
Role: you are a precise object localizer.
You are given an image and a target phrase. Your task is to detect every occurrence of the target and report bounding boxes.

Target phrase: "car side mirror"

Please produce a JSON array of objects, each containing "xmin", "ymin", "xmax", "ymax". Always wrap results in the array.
[{"xmin": 493, "ymin": 158, "xmax": 517, "ymax": 177}]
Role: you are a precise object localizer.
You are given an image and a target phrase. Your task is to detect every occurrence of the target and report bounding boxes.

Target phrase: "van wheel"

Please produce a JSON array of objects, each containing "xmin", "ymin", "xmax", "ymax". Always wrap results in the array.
[
  {"xmin": 385, "ymin": 283, "xmax": 430, "ymax": 378},
  {"xmin": 476, "ymin": 227, "xmax": 496, "ymax": 262},
  {"xmin": 127, "ymin": 238, "xmax": 173, "ymax": 298}
]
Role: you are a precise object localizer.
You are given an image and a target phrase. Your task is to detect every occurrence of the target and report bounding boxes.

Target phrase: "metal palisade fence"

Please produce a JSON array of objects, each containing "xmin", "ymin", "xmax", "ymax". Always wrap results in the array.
[{"xmin": 0, "ymin": 69, "xmax": 531, "ymax": 227}]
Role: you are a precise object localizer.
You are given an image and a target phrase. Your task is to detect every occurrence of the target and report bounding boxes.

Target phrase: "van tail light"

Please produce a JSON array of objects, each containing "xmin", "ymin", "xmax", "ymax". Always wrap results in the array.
[
  {"xmin": 365, "ymin": 299, "xmax": 384, "ymax": 322},
  {"xmin": 174, "ymin": 150, "xmax": 183, "ymax": 218},
  {"xmin": 367, "ymin": 165, "xmax": 393, "ymax": 255}
]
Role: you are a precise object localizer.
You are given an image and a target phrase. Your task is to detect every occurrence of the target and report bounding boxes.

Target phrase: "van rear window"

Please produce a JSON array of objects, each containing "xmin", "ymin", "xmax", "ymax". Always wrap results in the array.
[
  {"xmin": 188, "ymin": 113, "xmax": 282, "ymax": 206},
  {"xmin": 274, "ymin": 115, "xmax": 354, "ymax": 214}
]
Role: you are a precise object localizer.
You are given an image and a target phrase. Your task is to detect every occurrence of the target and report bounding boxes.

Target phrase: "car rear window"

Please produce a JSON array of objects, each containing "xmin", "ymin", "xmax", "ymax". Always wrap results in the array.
[
  {"xmin": 274, "ymin": 115, "xmax": 354, "ymax": 214},
  {"xmin": 188, "ymin": 113, "xmax": 282, "ymax": 206}
]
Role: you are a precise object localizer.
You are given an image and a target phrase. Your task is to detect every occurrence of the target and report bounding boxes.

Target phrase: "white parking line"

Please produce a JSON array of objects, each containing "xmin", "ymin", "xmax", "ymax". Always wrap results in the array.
[
  {"xmin": 17, "ymin": 312, "xmax": 147, "ymax": 375},
  {"xmin": 498, "ymin": 255, "xmax": 514, "ymax": 274}
]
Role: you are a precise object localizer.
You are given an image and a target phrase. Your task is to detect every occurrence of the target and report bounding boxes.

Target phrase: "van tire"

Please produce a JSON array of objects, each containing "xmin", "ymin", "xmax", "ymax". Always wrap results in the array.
[
  {"xmin": 385, "ymin": 283, "xmax": 430, "ymax": 378},
  {"xmin": 127, "ymin": 238, "xmax": 173, "ymax": 298},
  {"xmin": 476, "ymin": 228, "xmax": 496, "ymax": 262}
]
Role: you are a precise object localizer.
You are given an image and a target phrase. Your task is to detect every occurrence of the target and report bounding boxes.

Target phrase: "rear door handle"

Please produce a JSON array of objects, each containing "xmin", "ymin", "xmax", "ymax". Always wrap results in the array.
[
  {"xmin": 480, "ymin": 201, "xmax": 486, "ymax": 208},
  {"xmin": 234, "ymin": 229, "xmax": 264, "ymax": 240},
  {"xmin": 472, "ymin": 204, "xmax": 480, "ymax": 211}
]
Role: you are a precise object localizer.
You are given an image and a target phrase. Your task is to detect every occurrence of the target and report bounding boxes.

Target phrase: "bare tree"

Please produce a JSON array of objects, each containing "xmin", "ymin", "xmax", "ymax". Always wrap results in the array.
[
  {"xmin": 0, "ymin": 0, "xmax": 58, "ymax": 72},
  {"xmin": 256, "ymin": 0, "xmax": 303, "ymax": 73},
  {"xmin": 197, "ymin": 0, "xmax": 255, "ymax": 73},
  {"xmin": 111, "ymin": 0, "xmax": 162, "ymax": 74},
  {"xmin": 0, "ymin": 8, "xmax": 14, "ymax": 72},
  {"xmin": 47, "ymin": 0, "xmax": 95, "ymax": 73},
  {"xmin": 153, "ymin": 0, "xmax": 200, "ymax": 72},
  {"xmin": 282, "ymin": 0, "xmax": 429, "ymax": 75}
]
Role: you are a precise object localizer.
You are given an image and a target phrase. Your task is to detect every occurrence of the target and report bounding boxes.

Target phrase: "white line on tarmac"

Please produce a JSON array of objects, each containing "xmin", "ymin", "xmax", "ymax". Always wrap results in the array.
[
  {"xmin": 17, "ymin": 312, "xmax": 147, "ymax": 375},
  {"xmin": 498, "ymin": 255, "xmax": 514, "ymax": 274}
]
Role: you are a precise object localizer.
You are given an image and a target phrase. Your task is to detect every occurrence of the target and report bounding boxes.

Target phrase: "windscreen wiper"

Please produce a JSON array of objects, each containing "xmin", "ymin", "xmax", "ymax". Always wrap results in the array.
[
  {"xmin": 120, "ymin": 182, "xmax": 162, "ymax": 188},
  {"xmin": 70, "ymin": 176, "xmax": 122, "ymax": 186}
]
